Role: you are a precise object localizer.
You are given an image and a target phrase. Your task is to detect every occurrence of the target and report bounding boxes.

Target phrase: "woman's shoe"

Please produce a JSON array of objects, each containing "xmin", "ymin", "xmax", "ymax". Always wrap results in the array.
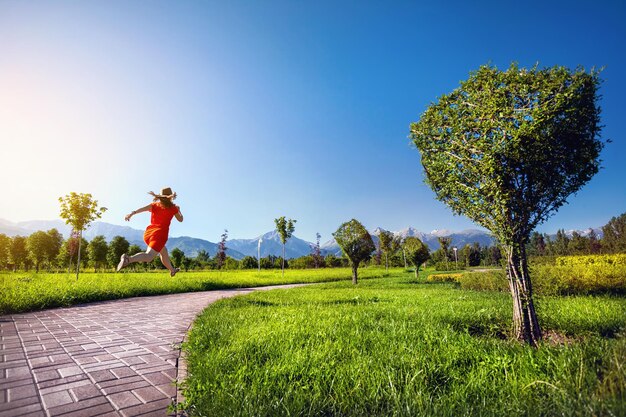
[{"xmin": 116, "ymin": 254, "xmax": 129, "ymax": 272}]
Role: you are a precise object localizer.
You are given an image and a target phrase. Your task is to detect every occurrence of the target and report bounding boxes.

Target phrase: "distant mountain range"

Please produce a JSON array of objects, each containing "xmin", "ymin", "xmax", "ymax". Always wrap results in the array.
[{"xmin": 0, "ymin": 218, "xmax": 603, "ymax": 260}]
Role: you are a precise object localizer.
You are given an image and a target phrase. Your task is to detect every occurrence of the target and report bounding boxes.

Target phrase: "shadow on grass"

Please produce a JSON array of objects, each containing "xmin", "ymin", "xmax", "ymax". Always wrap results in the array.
[
  {"xmin": 321, "ymin": 297, "xmax": 390, "ymax": 306},
  {"xmin": 444, "ymin": 316, "xmax": 510, "ymax": 339}
]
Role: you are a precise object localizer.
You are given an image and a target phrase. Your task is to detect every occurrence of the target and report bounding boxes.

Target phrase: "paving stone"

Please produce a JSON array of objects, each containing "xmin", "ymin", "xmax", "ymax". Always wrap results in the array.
[
  {"xmin": 142, "ymin": 372, "xmax": 172, "ymax": 386},
  {"xmin": 0, "ymin": 402, "xmax": 43, "ymax": 417},
  {"xmin": 0, "ymin": 394, "xmax": 41, "ymax": 411},
  {"xmin": 33, "ymin": 368, "xmax": 61, "ymax": 382},
  {"xmin": 61, "ymin": 403, "xmax": 117, "ymax": 417},
  {"xmin": 156, "ymin": 383, "xmax": 176, "ymax": 397},
  {"xmin": 0, "ymin": 376, "xmax": 33, "ymax": 391},
  {"xmin": 58, "ymin": 366, "xmax": 84, "ymax": 378},
  {"xmin": 133, "ymin": 386, "xmax": 168, "ymax": 403},
  {"xmin": 89, "ymin": 370, "xmax": 117, "ymax": 383},
  {"xmin": 111, "ymin": 367, "xmax": 138, "ymax": 379},
  {"xmin": 108, "ymin": 391, "xmax": 142, "ymax": 409},
  {"xmin": 102, "ymin": 380, "xmax": 151, "ymax": 395},
  {"xmin": 71, "ymin": 383, "xmax": 102, "ymax": 400},
  {"xmin": 7, "ymin": 384, "xmax": 37, "ymax": 401},
  {"xmin": 41, "ymin": 390, "xmax": 74, "ymax": 409},
  {"xmin": 46, "ymin": 395, "xmax": 109, "ymax": 415},
  {"xmin": 119, "ymin": 398, "xmax": 172, "ymax": 417},
  {"xmin": 38, "ymin": 374, "xmax": 89, "ymax": 390}
]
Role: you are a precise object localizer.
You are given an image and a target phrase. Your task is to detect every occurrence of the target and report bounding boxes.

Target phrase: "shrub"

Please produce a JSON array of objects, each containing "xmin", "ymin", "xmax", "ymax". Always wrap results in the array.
[
  {"xmin": 427, "ymin": 273, "xmax": 463, "ymax": 283},
  {"xmin": 457, "ymin": 271, "xmax": 508, "ymax": 292},
  {"xmin": 532, "ymin": 263, "xmax": 626, "ymax": 295},
  {"xmin": 556, "ymin": 254, "xmax": 626, "ymax": 267},
  {"xmin": 458, "ymin": 263, "xmax": 626, "ymax": 295}
]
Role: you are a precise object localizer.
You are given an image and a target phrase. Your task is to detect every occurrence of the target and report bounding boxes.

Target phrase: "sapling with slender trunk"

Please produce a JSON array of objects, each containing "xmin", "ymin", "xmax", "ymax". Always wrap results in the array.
[
  {"xmin": 59, "ymin": 193, "xmax": 107, "ymax": 279},
  {"xmin": 274, "ymin": 217, "xmax": 296, "ymax": 277}
]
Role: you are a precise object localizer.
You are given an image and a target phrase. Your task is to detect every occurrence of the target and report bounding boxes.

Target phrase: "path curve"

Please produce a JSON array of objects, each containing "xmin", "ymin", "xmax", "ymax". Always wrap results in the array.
[{"xmin": 0, "ymin": 284, "xmax": 308, "ymax": 417}]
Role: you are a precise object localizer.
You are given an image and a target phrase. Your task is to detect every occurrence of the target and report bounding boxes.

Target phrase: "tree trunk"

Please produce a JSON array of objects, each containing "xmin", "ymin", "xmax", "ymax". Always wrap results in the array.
[
  {"xmin": 76, "ymin": 232, "xmax": 82, "ymax": 280},
  {"xmin": 414, "ymin": 265, "xmax": 420, "ymax": 279},
  {"xmin": 351, "ymin": 264, "xmax": 358, "ymax": 285},
  {"xmin": 282, "ymin": 244, "xmax": 285, "ymax": 278},
  {"xmin": 402, "ymin": 249, "xmax": 407, "ymax": 269},
  {"xmin": 505, "ymin": 242, "xmax": 541, "ymax": 346},
  {"xmin": 385, "ymin": 254, "xmax": 388, "ymax": 272}
]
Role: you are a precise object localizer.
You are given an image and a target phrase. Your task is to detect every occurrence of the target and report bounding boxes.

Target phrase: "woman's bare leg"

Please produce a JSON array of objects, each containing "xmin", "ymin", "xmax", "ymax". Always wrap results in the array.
[
  {"xmin": 129, "ymin": 248, "xmax": 158, "ymax": 264},
  {"xmin": 159, "ymin": 247, "xmax": 179, "ymax": 275}
]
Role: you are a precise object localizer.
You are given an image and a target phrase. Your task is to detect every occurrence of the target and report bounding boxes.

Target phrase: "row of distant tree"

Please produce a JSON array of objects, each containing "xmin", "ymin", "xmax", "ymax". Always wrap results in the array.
[
  {"xmin": 526, "ymin": 213, "xmax": 626, "ymax": 256},
  {"xmin": 2, "ymin": 212, "xmax": 623, "ymax": 273}
]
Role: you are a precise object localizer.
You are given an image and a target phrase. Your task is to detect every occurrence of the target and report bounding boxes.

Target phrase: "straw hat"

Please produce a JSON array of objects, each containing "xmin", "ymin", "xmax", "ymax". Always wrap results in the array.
[{"xmin": 149, "ymin": 187, "xmax": 177, "ymax": 200}]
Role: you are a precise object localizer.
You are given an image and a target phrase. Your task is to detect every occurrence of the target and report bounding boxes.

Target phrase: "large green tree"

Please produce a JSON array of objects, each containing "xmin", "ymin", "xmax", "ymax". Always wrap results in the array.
[
  {"xmin": 333, "ymin": 219, "xmax": 375, "ymax": 284},
  {"xmin": 403, "ymin": 236, "xmax": 430, "ymax": 278},
  {"xmin": 9, "ymin": 236, "xmax": 28, "ymax": 271},
  {"xmin": 26, "ymin": 231, "xmax": 49, "ymax": 272},
  {"xmin": 45, "ymin": 229, "xmax": 64, "ymax": 269},
  {"xmin": 410, "ymin": 63, "xmax": 604, "ymax": 346},
  {"xmin": 59, "ymin": 192, "xmax": 107, "ymax": 279},
  {"xmin": 88, "ymin": 235, "xmax": 109, "ymax": 271},
  {"xmin": 274, "ymin": 217, "xmax": 296, "ymax": 277},
  {"xmin": 171, "ymin": 248, "xmax": 185, "ymax": 269},
  {"xmin": 107, "ymin": 236, "xmax": 130, "ymax": 268},
  {"xmin": 0, "ymin": 233, "xmax": 10, "ymax": 268}
]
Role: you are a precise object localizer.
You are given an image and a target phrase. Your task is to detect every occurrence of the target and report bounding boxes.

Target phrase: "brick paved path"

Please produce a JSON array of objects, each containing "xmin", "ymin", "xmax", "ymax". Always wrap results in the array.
[{"xmin": 0, "ymin": 284, "xmax": 306, "ymax": 417}]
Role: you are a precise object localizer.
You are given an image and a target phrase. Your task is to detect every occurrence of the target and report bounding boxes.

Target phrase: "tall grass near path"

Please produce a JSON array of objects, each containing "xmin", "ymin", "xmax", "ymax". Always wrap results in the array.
[
  {"xmin": 182, "ymin": 275, "xmax": 626, "ymax": 417},
  {"xmin": 0, "ymin": 268, "xmax": 402, "ymax": 315}
]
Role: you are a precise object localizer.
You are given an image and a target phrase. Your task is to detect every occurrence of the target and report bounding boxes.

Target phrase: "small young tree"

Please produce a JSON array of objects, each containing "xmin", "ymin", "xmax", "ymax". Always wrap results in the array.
[
  {"xmin": 403, "ymin": 236, "xmax": 430, "ymax": 278},
  {"xmin": 274, "ymin": 217, "xmax": 296, "ymax": 277},
  {"xmin": 216, "ymin": 230, "xmax": 228, "ymax": 269},
  {"xmin": 378, "ymin": 229, "xmax": 394, "ymax": 272},
  {"xmin": 411, "ymin": 63, "xmax": 604, "ymax": 345},
  {"xmin": 59, "ymin": 192, "xmax": 107, "ymax": 279},
  {"xmin": 333, "ymin": 219, "xmax": 375, "ymax": 284}
]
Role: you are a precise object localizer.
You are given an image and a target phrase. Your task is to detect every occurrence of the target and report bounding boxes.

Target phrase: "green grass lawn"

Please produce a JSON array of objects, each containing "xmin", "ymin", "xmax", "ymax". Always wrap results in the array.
[
  {"xmin": 182, "ymin": 272, "xmax": 626, "ymax": 417},
  {"xmin": 0, "ymin": 267, "xmax": 404, "ymax": 315}
]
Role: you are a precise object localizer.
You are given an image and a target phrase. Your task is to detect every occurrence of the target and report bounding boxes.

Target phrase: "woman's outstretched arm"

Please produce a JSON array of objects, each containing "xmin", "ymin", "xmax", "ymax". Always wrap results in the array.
[{"xmin": 125, "ymin": 204, "xmax": 152, "ymax": 221}]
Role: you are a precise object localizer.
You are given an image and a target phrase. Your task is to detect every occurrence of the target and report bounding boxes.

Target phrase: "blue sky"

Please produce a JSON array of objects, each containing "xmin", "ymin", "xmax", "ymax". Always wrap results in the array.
[{"xmin": 0, "ymin": 0, "xmax": 624, "ymax": 243}]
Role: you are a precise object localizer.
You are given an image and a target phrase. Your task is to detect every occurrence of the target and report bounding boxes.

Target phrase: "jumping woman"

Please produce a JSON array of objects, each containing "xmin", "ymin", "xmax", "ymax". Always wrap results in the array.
[{"xmin": 117, "ymin": 187, "xmax": 183, "ymax": 276}]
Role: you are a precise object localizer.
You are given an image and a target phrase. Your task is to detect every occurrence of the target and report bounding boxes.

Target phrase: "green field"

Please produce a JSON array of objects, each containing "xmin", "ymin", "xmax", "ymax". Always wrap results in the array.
[
  {"xmin": 181, "ymin": 272, "xmax": 626, "ymax": 417},
  {"xmin": 0, "ymin": 268, "xmax": 402, "ymax": 315}
]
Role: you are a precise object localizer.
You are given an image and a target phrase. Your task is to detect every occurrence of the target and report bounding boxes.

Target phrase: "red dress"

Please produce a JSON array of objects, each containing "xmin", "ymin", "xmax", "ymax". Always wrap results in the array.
[{"xmin": 143, "ymin": 203, "xmax": 179, "ymax": 252}]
